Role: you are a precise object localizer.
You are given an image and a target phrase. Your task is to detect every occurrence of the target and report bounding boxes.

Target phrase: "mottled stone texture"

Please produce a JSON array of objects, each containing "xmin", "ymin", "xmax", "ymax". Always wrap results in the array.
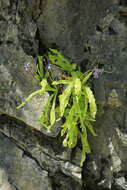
[
  {"xmin": 0, "ymin": 0, "xmax": 127, "ymax": 189},
  {"xmin": 0, "ymin": 0, "xmax": 44, "ymax": 131},
  {"xmin": 0, "ymin": 114, "xmax": 81, "ymax": 190}
]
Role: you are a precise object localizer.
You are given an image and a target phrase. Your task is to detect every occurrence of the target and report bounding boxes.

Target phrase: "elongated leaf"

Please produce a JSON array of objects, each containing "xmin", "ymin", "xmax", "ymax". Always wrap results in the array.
[
  {"xmin": 82, "ymin": 71, "xmax": 93, "ymax": 84},
  {"xmin": 74, "ymin": 78, "xmax": 81, "ymax": 97},
  {"xmin": 65, "ymin": 103, "xmax": 78, "ymax": 148},
  {"xmin": 85, "ymin": 114, "xmax": 96, "ymax": 122},
  {"xmin": 52, "ymin": 80, "xmax": 71, "ymax": 85},
  {"xmin": 67, "ymin": 122, "xmax": 78, "ymax": 148},
  {"xmin": 38, "ymin": 94, "xmax": 54, "ymax": 127},
  {"xmin": 85, "ymin": 121, "xmax": 97, "ymax": 136},
  {"xmin": 34, "ymin": 74, "xmax": 41, "ymax": 81},
  {"xmin": 85, "ymin": 86, "xmax": 97, "ymax": 119},
  {"xmin": 80, "ymin": 87, "xmax": 89, "ymax": 121},
  {"xmin": 61, "ymin": 123, "xmax": 68, "ymax": 136},
  {"xmin": 16, "ymin": 89, "xmax": 44, "ymax": 109},
  {"xmin": 37, "ymin": 56, "xmax": 44, "ymax": 80},
  {"xmin": 71, "ymin": 71, "xmax": 83, "ymax": 78},
  {"xmin": 63, "ymin": 133, "xmax": 69, "ymax": 147},
  {"xmin": 49, "ymin": 49, "xmax": 76, "ymax": 73},
  {"xmin": 17, "ymin": 79, "xmax": 48, "ymax": 109},
  {"xmin": 62, "ymin": 121, "xmax": 78, "ymax": 148},
  {"xmin": 50, "ymin": 94, "xmax": 57, "ymax": 126},
  {"xmin": 59, "ymin": 82, "xmax": 73, "ymax": 117},
  {"xmin": 63, "ymin": 108, "xmax": 70, "ymax": 118},
  {"xmin": 80, "ymin": 130, "xmax": 91, "ymax": 166},
  {"xmin": 74, "ymin": 97, "xmax": 84, "ymax": 128},
  {"xmin": 46, "ymin": 86, "xmax": 57, "ymax": 92}
]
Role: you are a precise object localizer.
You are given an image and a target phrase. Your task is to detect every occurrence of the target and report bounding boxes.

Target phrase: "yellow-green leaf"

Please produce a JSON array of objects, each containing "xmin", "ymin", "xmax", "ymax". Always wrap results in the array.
[
  {"xmin": 49, "ymin": 49, "xmax": 76, "ymax": 73},
  {"xmin": 40, "ymin": 79, "xmax": 48, "ymax": 89},
  {"xmin": 37, "ymin": 56, "xmax": 44, "ymax": 79},
  {"xmin": 85, "ymin": 122, "xmax": 97, "ymax": 136},
  {"xmin": 63, "ymin": 134, "xmax": 69, "ymax": 147},
  {"xmin": 67, "ymin": 122, "xmax": 78, "ymax": 148},
  {"xmin": 17, "ymin": 79, "xmax": 48, "ymax": 109},
  {"xmin": 50, "ymin": 94, "xmax": 57, "ymax": 126},
  {"xmin": 80, "ymin": 131, "xmax": 91, "ymax": 167},
  {"xmin": 74, "ymin": 78, "xmax": 81, "ymax": 97},
  {"xmin": 52, "ymin": 80, "xmax": 71, "ymax": 85},
  {"xmin": 61, "ymin": 123, "xmax": 68, "ymax": 136},
  {"xmin": 85, "ymin": 86, "xmax": 97, "ymax": 119},
  {"xmin": 16, "ymin": 89, "xmax": 44, "ymax": 109},
  {"xmin": 82, "ymin": 71, "xmax": 93, "ymax": 84},
  {"xmin": 59, "ymin": 82, "xmax": 73, "ymax": 117},
  {"xmin": 38, "ymin": 94, "xmax": 54, "ymax": 128}
]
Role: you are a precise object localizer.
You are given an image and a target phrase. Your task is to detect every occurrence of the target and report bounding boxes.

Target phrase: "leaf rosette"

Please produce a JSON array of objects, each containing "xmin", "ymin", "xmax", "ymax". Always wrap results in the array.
[{"xmin": 17, "ymin": 49, "xmax": 97, "ymax": 166}]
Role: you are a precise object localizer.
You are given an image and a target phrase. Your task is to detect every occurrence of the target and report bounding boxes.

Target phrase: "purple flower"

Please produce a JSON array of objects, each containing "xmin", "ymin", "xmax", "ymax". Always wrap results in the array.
[
  {"xmin": 24, "ymin": 62, "xmax": 31, "ymax": 72},
  {"xmin": 93, "ymin": 69, "xmax": 103, "ymax": 79}
]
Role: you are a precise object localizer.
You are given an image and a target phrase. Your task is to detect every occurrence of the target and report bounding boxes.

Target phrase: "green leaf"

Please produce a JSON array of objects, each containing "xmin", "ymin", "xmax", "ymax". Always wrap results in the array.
[
  {"xmin": 63, "ymin": 108, "xmax": 70, "ymax": 118},
  {"xmin": 48, "ymin": 49, "xmax": 76, "ymax": 73},
  {"xmin": 85, "ymin": 114, "xmax": 96, "ymax": 122},
  {"xmin": 46, "ymin": 85, "xmax": 57, "ymax": 92},
  {"xmin": 17, "ymin": 79, "xmax": 48, "ymax": 109},
  {"xmin": 71, "ymin": 71, "xmax": 83, "ymax": 78},
  {"xmin": 38, "ymin": 56, "xmax": 44, "ymax": 73},
  {"xmin": 80, "ymin": 88, "xmax": 89, "ymax": 121},
  {"xmin": 44, "ymin": 71, "xmax": 50, "ymax": 79},
  {"xmin": 80, "ymin": 130, "xmax": 91, "ymax": 167},
  {"xmin": 52, "ymin": 80, "xmax": 71, "ymax": 85},
  {"xmin": 63, "ymin": 133, "xmax": 69, "ymax": 147},
  {"xmin": 82, "ymin": 71, "xmax": 93, "ymax": 84},
  {"xmin": 16, "ymin": 90, "xmax": 43, "ymax": 109},
  {"xmin": 74, "ymin": 78, "xmax": 81, "ymax": 96},
  {"xmin": 50, "ymin": 94, "xmax": 57, "ymax": 126},
  {"xmin": 85, "ymin": 86, "xmax": 97, "ymax": 119},
  {"xmin": 62, "ymin": 121, "xmax": 78, "ymax": 148},
  {"xmin": 59, "ymin": 82, "xmax": 73, "ymax": 117},
  {"xmin": 38, "ymin": 94, "xmax": 54, "ymax": 127},
  {"xmin": 61, "ymin": 123, "xmax": 68, "ymax": 136},
  {"xmin": 85, "ymin": 121, "xmax": 97, "ymax": 136},
  {"xmin": 63, "ymin": 103, "xmax": 78, "ymax": 148},
  {"xmin": 34, "ymin": 74, "xmax": 41, "ymax": 81},
  {"xmin": 67, "ymin": 122, "xmax": 78, "ymax": 148},
  {"xmin": 36, "ymin": 56, "xmax": 44, "ymax": 80},
  {"xmin": 40, "ymin": 79, "xmax": 47, "ymax": 88}
]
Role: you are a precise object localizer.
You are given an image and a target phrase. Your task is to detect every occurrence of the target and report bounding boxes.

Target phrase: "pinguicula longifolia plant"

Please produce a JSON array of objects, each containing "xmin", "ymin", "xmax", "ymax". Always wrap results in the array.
[{"xmin": 17, "ymin": 49, "xmax": 97, "ymax": 166}]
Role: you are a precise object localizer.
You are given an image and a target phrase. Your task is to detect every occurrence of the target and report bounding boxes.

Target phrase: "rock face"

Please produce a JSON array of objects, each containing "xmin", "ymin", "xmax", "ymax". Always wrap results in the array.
[
  {"xmin": 37, "ymin": 0, "xmax": 117, "ymax": 63},
  {"xmin": 0, "ymin": 0, "xmax": 45, "ymax": 132},
  {"xmin": 0, "ymin": 0, "xmax": 127, "ymax": 189},
  {"xmin": 0, "ymin": 114, "xmax": 81, "ymax": 190}
]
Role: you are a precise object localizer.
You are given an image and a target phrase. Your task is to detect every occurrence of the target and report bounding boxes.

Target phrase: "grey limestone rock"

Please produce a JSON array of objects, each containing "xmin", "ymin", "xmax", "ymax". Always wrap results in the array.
[
  {"xmin": 0, "ymin": 114, "xmax": 82, "ymax": 189},
  {"xmin": 0, "ymin": 132, "xmax": 52, "ymax": 190}
]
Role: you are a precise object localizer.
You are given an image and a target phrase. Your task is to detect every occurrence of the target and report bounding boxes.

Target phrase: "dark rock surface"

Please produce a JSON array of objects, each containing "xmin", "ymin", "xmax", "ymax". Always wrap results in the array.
[
  {"xmin": 37, "ymin": 0, "xmax": 117, "ymax": 63},
  {"xmin": 0, "ymin": 0, "xmax": 44, "ymax": 131},
  {"xmin": 0, "ymin": 114, "xmax": 82, "ymax": 190},
  {"xmin": 0, "ymin": 0, "xmax": 127, "ymax": 189}
]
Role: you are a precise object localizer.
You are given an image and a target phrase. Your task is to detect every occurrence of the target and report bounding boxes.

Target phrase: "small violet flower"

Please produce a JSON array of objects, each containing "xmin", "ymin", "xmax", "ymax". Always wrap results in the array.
[
  {"xmin": 24, "ymin": 62, "xmax": 31, "ymax": 72},
  {"xmin": 93, "ymin": 68, "xmax": 103, "ymax": 79}
]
